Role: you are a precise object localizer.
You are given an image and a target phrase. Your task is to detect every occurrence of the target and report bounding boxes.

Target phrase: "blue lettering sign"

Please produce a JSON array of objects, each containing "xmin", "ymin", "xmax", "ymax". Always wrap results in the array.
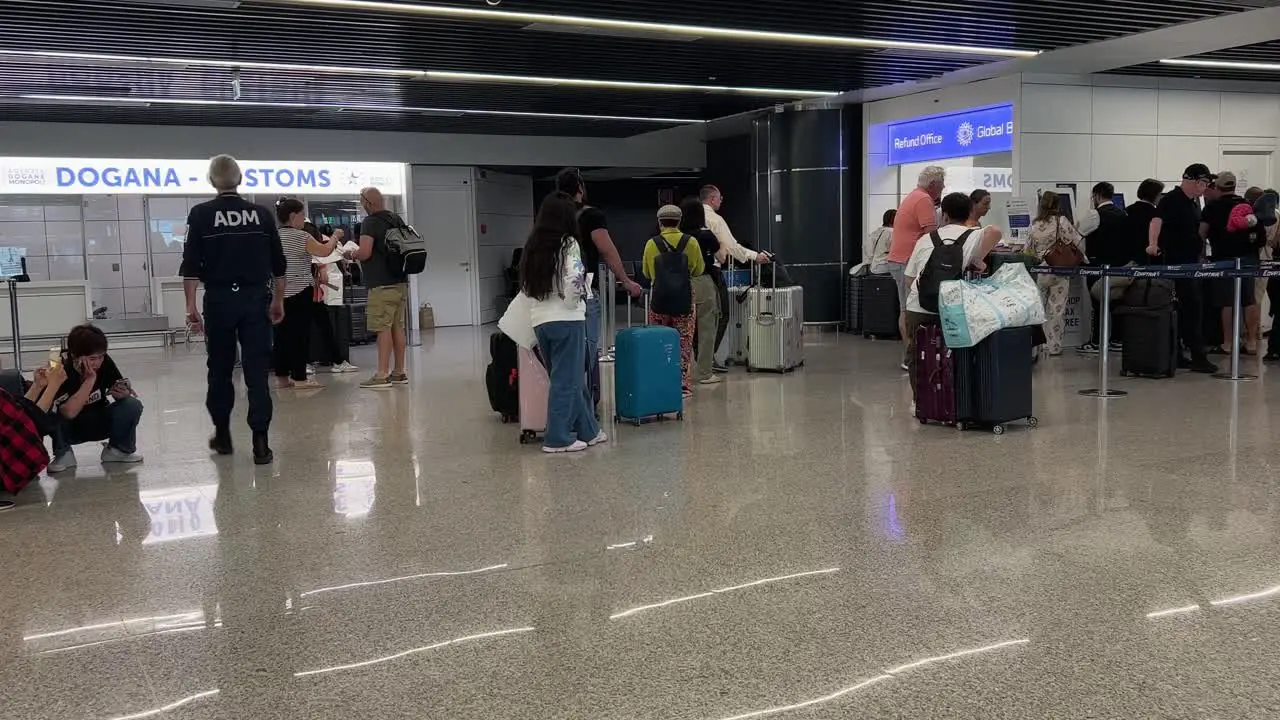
[
  {"xmin": 318, "ymin": 169, "xmax": 331, "ymax": 188},
  {"xmin": 886, "ymin": 103, "xmax": 1015, "ymax": 165},
  {"xmin": 55, "ymin": 165, "xmax": 184, "ymax": 189}
]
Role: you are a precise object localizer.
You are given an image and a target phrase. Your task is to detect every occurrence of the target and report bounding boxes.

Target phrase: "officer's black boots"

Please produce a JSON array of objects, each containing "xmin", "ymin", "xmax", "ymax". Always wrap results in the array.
[
  {"xmin": 252, "ymin": 432, "xmax": 274, "ymax": 465},
  {"xmin": 209, "ymin": 427, "xmax": 233, "ymax": 456}
]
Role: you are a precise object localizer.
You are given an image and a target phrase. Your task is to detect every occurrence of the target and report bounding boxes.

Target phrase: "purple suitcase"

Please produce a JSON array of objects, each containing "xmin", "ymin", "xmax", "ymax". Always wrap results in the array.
[{"xmin": 915, "ymin": 324, "xmax": 956, "ymax": 425}]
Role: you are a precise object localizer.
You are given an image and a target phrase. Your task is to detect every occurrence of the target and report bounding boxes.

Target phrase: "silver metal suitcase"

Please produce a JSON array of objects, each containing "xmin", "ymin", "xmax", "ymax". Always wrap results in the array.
[
  {"xmin": 746, "ymin": 265, "xmax": 804, "ymax": 373},
  {"xmin": 716, "ymin": 280, "xmax": 750, "ymax": 367}
]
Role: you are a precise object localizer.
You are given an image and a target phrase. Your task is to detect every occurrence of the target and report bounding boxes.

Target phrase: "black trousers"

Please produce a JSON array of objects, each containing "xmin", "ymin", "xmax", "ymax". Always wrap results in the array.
[
  {"xmin": 1174, "ymin": 278, "xmax": 1206, "ymax": 361},
  {"xmin": 709, "ymin": 266, "xmax": 730, "ymax": 353},
  {"xmin": 273, "ymin": 287, "xmax": 314, "ymax": 381},
  {"xmin": 312, "ymin": 305, "xmax": 350, "ymax": 365},
  {"xmin": 205, "ymin": 284, "xmax": 273, "ymax": 433}
]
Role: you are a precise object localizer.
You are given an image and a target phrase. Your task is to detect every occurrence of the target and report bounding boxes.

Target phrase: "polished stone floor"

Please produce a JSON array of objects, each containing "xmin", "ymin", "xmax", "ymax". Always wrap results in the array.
[{"xmin": 5, "ymin": 327, "xmax": 1280, "ymax": 720}]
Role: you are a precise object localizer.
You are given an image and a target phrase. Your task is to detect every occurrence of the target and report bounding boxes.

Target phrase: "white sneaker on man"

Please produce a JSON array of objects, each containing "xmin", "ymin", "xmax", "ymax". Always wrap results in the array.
[
  {"xmin": 332, "ymin": 362, "xmax": 360, "ymax": 373},
  {"xmin": 101, "ymin": 447, "xmax": 143, "ymax": 464},
  {"xmin": 48, "ymin": 449, "xmax": 77, "ymax": 473}
]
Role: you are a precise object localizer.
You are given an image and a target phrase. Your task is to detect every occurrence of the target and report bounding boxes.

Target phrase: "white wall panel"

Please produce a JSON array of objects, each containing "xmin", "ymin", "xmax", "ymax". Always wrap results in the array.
[
  {"xmin": 1092, "ymin": 87, "xmax": 1158, "ymax": 136},
  {"xmin": 867, "ymin": 194, "xmax": 898, "ymax": 235},
  {"xmin": 1220, "ymin": 93, "xmax": 1280, "ymax": 138},
  {"xmin": 1157, "ymin": 91, "xmax": 1221, "ymax": 137},
  {"xmin": 1091, "ymin": 135, "xmax": 1157, "ymax": 182},
  {"xmin": 867, "ymin": 154, "xmax": 896, "ymax": 196},
  {"xmin": 1021, "ymin": 83, "xmax": 1092, "ymax": 134},
  {"xmin": 22, "ymin": 256, "xmax": 49, "ymax": 281},
  {"xmin": 1156, "ymin": 136, "xmax": 1222, "ymax": 180},
  {"xmin": 472, "ymin": 169, "xmax": 533, "ymax": 321},
  {"xmin": 1020, "ymin": 134, "xmax": 1092, "ymax": 182}
]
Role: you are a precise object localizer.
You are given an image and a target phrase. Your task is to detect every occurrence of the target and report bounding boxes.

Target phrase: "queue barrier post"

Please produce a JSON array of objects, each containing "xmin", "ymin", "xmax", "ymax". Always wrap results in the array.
[
  {"xmin": 7, "ymin": 278, "xmax": 22, "ymax": 371},
  {"xmin": 1214, "ymin": 257, "xmax": 1257, "ymax": 382},
  {"xmin": 1079, "ymin": 267, "xmax": 1127, "ymax": 399}
]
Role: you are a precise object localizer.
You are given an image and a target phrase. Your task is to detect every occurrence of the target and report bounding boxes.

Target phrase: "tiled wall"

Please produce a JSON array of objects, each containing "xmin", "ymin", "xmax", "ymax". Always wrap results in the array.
[
  {"xmin": 474, "ymin": 170, "xmax": 533, "ymax": 325},
  {"xmin": 1018, "ymin": 76, "xmax": 1280, "ymax": 202}
]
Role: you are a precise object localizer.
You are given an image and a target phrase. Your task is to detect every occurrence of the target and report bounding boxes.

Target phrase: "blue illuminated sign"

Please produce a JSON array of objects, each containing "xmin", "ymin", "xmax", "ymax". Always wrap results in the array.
[{"xmin": 886, "ymin": 103, "xmax": 1015, "ymax": 166}]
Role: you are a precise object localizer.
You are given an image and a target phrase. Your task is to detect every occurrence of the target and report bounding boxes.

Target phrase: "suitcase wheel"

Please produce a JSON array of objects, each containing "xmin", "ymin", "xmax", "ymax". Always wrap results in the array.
[
  {"xmin": 1027, "ymin": 416, "xmax": 1039, "ymax": 428},
  {"xmin": 676, "ymin": 412, "xmax": 684, "ymax": 421},
  {"xmin": 657, "ymin": 414, "xmax": 665, "ymax": 421},
  {"xmin": 956, "ymin": 421, "xmax": 969, "ymax": 431},
  {"xmin": 991, "ymin": 424, "xmax": 1005, "ymax": 435},
  {"xmin": 519, "ymin": 430, "xmax": 536, "ymax": 444}
]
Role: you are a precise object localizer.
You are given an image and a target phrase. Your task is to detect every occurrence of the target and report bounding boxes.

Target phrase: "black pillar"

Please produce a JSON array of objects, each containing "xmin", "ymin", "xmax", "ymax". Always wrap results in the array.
[{"xmin": 752, "ymin": 107, "xmax": 861, "ymax": 324}]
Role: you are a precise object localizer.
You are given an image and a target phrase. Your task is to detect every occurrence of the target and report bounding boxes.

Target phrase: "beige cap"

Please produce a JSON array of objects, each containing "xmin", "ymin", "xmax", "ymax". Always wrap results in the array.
[
  {"xmin": 656, "ymin": 204, "xmax": 682, "ymax": 221},
  {"xmin": 1216, "ymin": 170, "xmax": 1237, "ymax": 191}
]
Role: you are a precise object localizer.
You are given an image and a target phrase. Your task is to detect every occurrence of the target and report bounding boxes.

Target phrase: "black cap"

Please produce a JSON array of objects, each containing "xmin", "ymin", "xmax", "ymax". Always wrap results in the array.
[{"xmin": 1183, "ymin": 163, "xmax": 1216, "ymax": 183}]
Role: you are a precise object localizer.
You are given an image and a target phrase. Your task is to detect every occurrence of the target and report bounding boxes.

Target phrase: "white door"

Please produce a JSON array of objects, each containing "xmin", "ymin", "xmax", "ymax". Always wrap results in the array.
[
  {"xmin": 1221, "ymin": 150, "xmax": 1273, "ymax": 191},
  {"xmin": 415, "ymin": 187, "xmax": 477, "ymax": 327}
]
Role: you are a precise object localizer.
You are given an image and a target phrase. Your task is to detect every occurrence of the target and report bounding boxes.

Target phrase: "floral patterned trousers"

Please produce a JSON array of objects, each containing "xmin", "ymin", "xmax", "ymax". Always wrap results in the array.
[
  {"xmin": 648, "ymin": 311, "xmax": 695, "ymax": 390},
  {"xmin": 1038, "ymin": 274, "xmax": 1072, "ymax": 355}
]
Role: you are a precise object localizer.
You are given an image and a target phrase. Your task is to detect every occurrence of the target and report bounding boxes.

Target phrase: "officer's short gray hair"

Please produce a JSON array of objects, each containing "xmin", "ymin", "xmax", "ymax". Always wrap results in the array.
[
  {"xmin": 917, "ymin": 165, "xmax": 946, "ymax": 190},
  {"xmin": 208, "ymin": 154, "xmax": 242, "ymax": 192}
]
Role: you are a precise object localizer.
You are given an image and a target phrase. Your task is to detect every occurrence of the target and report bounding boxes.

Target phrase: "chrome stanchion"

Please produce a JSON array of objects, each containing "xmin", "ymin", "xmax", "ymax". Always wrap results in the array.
[
  {"xmin": 7, "ymin": 278, "xmax": 22, "ymax": 370},
  {"xmin": 1080, "ymin": 268, "xmax": 1127, "ymax": 398},
  {"xmin": 1215, "ymin": 257, "xmax": 1257, "ymax": 381},
  {"xmin": 600, "ymin": 266, "xmax": 615, "ymax": 362}
]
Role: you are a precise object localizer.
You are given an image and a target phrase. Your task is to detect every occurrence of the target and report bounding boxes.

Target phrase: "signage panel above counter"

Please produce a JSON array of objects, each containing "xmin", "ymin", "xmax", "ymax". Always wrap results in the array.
[
  {"xmin": 0, "ymin": 157, "xmax": 405, "ymax": 196},
  {"xmin": 886, "ymin": 103, "xmax": 1014, "ymax": 166}
]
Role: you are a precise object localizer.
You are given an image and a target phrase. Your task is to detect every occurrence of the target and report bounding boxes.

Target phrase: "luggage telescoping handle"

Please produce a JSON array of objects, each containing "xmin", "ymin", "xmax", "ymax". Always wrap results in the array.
[{"xmin": 752, "ymin": 255, "xmax": 778, "ymax": 326}]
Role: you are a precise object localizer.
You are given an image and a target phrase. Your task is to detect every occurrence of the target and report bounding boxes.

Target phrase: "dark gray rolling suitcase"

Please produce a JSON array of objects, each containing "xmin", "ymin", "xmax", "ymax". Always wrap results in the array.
[
  {"xmin": 1119, "ymin": 306, "xmax": 1178, "ymax": 378},
  {"xmin": 843, "ymin": 272, "xmax": 863, "ymax": 334},
  {"xmin": 953, "ymin": 326, "xmax": 1037, "ymax": 434},
  {"xmin": 862, "ymin": 274, "xmax": 900, "ymax": 339}
]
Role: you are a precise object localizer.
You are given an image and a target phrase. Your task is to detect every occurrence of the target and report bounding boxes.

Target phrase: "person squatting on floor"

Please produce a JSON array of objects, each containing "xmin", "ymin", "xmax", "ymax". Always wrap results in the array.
[
  {"xmin": 643, "ymin": 204, "xmax": 705, "ymax": 398},
  {"xmin": 47, "ymin": 324, "xmax": 145, "ymax": 473},
  {"xmin": 183, "ymin": 154, "xmax": 287, "ymax": 464},
  {"xmin": 519, "ymin": 193, "xmax": 608, "ymax": 453}
]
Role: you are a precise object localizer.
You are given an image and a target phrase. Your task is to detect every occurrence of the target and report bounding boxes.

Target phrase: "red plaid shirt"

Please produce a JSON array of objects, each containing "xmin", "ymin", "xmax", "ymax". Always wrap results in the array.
[{"xmin": 0, "ymin": 389, "xmax": 48, "ymax": 494}]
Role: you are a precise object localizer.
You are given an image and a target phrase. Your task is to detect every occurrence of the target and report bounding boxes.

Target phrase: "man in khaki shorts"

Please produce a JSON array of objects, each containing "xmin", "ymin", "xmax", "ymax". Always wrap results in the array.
[{"xmin": 351, "ymin": 187, "xmax": 410, "ymax": 389}]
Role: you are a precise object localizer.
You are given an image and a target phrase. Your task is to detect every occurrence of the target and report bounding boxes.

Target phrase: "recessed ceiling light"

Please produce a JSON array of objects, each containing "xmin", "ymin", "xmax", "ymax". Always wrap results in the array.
[
  {"xmin": 12, "ymin": 94, "xmax": 703, "ymax": 124},
  {"xmin": 267, "ymin": 0, "xmax": 1037, "ymax": 58},
  {"xmin": 1160, "ymin": 58, "xmax": 1280, "ymax": 72},
  {"xmin": 0, "ymin": 49, "xmax": 833, "ymax": 97},
  {"xmin": 0, "ymin": 96, "xmax": 152, "ymax": 108},
  {"xmin": 130, "ymin": 0, "xmax": 242, "ymax": 7}
]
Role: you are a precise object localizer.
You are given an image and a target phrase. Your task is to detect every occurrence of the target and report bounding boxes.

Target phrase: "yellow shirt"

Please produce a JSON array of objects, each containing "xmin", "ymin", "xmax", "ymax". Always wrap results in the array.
[{"xmin": 642, "ymin": 227, "xmax": 705, "ymax": 281}]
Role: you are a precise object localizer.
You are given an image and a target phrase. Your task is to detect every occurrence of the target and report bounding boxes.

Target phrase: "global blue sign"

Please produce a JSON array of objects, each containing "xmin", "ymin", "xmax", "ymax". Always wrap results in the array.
[{"xmin": 886, "ymin": 103, "xmax": 1015, "ymax": 166}]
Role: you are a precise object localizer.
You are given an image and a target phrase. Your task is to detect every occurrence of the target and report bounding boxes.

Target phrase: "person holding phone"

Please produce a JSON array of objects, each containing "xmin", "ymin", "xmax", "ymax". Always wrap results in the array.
[{"xmin": 47, "ymin": 324, "xmax": 144, "ymax": 473}]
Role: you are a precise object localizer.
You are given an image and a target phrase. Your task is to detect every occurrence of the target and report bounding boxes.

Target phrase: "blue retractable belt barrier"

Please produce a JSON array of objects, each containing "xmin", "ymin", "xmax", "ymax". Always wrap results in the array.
[{"xmin": 1027, "ymin": 260, "xmax": 1266, "ymax": 279}]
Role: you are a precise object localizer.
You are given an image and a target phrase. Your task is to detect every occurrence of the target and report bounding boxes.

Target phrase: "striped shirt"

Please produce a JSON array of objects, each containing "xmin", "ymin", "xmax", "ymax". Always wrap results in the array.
[{"xmin": 279, "ymin": 226, "xmax": 315, "ymax": 297}]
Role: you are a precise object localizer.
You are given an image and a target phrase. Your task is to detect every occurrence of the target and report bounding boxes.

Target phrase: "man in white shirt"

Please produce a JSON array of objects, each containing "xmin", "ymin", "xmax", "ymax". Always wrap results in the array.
[
  {"xmin": 902, "ymin": 192, "xmax": 1002, "ymax": 400},
  {"xmin": 701, "ymin": 184, "xmax": 769, "ymax": 371}
]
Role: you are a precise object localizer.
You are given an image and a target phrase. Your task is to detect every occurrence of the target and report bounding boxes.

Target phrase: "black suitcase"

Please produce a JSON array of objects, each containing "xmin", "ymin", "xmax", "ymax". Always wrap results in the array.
[
  {"xmin": 1119, "ymin": 306, "xmax": 1178, "ymax": 378},
  {"xmin": 953, "ymin": 326, "xmax": 1037, "ymax": 434},
  {"xmin": 349, "ymin": 303, "xmax": 371, "ymax": 345},
  {"xmin": 486, "ymin": 331, "xmax": 519, "ymax": 422},
  {"xmin": 344, "ymin": 285, "xmax": 369, "ymax": 304},
  {"xmin": 862, "ymin": 273, "xmax": 900, "ymax": 339},
  {"xmin": 843, "ymin": 272, "xmax": 863, "ymax": 333}
]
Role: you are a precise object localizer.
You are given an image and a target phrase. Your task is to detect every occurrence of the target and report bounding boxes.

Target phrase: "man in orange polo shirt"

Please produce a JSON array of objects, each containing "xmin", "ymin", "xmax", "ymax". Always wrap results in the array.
[{"xmin": 886, "ymin": 165, "xmax": 945, "ymax": 369}]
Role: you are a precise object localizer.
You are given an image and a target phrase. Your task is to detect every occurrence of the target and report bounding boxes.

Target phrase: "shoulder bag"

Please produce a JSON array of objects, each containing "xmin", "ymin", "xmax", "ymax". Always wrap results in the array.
[{"xmin": 1044, "ymin": 217, "xmax": 1084, "ymax": 268}]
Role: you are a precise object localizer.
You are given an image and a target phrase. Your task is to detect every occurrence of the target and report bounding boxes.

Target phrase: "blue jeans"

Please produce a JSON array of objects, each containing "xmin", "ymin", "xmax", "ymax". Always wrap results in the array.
[
  {"xmin": 52, "ymin": 396, "xmax": 144, "ymax": 455},
  {"xmin": 534, "ymin": 320, "xmax": 600, "ymax": 448},
  {"xmin": 584, "ymin": 295, "xmax": 602, "ymax": 406}
]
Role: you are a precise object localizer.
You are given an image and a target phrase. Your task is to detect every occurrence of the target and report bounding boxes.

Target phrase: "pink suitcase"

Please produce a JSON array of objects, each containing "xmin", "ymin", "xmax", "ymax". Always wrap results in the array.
[
  {"xmin": 914, "ymin": 323, "xmax": 957, "ymax": 426},
  {"xmin": 518, "ymin": 347, "xmax": 549, "ymax": 443}
]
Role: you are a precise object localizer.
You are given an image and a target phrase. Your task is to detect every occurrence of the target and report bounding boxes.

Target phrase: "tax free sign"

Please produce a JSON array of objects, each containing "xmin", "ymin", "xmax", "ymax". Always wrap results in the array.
[
  {"xmin": 0, "ymin": 157, "xmax": 406, "ymax": 196},
  {"xmin": 886, "ymin": 103, "xmax": 1014, "ymax": 166}
]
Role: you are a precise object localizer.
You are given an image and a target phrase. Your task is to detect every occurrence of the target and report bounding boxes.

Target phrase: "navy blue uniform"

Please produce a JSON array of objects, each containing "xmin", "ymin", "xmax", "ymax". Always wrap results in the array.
[{"xmin": 181, "ymin": 192, "xmax": 286, "ymax": 434}]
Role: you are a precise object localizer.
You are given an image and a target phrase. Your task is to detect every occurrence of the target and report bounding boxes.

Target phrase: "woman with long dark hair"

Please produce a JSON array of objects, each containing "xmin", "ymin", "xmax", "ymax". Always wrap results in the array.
[
  {"xmin": 520, "ymin": 193, "xmax": 605, "ymax": 453},
  {"xmin": 1028, "ymin": 192, "xmax": 1085, "ymax": 356},
  {"xmin": 273, "ymin": 198, "xmax": 336, "ymax": 389},
  {"xmin": 679, "ymin": 197, "xmax": 722, "ymax": 385}
]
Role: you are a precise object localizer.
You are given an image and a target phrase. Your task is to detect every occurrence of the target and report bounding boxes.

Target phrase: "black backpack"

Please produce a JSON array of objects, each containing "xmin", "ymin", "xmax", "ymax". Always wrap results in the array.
[
  {"xmin": 650, "ymin": 233, "xmax": 693, "ymax": 315},
  {"xmin": 917, "ymin": 228, "xmax": 976, "ymax": 313}
]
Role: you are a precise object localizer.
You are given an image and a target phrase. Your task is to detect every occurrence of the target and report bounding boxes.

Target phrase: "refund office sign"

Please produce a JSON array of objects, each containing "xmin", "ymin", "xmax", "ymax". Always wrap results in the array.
[{"xmin": 886, "ymin": 103, "xmax": 1014, "ymax": 166}]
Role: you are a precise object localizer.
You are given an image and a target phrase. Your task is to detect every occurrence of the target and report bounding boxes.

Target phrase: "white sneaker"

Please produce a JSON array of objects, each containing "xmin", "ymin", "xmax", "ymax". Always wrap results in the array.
[
  {"xmin": 101, "ymin": 447, "xmax": 143, "ymax": 464},
  {"xmin": 698, "ymin": 375, "xmax": 723, "ymax": 385},
  {"xmin": 335, "ymin": 362, "xmax": 360, "ymax": 373},
  {"xmin": 542, "ymin": 440, "xmax": 589, "ymax": 453},
  {"xmin": 587, "ymin": 431, "xmax": 609, "ymax": 447},
  {"xmin": 48, "ymin": 449, "xmax": 77, "ymax": 473},
  {"xmin": 306, "ymin": 364, "xmax": 317, "ymax": 376}
]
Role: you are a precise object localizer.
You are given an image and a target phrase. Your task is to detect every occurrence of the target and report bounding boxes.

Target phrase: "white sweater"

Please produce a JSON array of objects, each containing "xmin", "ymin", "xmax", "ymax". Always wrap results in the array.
[{"xmin": 528, "ymin": 238, "xmax": 590, "ymax": 327}]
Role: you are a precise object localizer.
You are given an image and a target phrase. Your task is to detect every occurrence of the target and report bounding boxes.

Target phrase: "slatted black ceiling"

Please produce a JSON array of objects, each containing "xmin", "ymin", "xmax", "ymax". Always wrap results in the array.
[{"xmin": 0, "ymin": 0, "xmax": 1257, "ymax": 137}]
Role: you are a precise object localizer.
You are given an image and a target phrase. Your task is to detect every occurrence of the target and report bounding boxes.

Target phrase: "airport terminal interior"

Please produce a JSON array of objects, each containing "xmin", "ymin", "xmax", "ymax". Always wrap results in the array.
[{"xmin": 8, "ymin": 0, "xmax": 1280, "ymax": 718}]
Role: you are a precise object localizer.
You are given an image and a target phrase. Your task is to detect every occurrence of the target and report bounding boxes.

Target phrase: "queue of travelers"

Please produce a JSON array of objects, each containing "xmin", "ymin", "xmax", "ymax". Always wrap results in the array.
[{"xmin": 889, "ymin": 163, "xmax": 1280, "ymax": 377}]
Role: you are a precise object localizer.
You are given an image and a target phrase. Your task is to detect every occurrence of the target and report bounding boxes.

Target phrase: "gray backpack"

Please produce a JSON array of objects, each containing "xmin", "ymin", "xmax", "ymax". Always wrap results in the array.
[{"xmin": 378, "ymin": 212, "xmax": 427, "ymax": 275}]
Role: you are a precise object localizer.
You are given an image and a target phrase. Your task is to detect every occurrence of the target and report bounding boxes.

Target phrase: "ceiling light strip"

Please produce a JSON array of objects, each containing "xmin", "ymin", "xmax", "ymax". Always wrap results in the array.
[
  {"xmin": 268, "ymin": 0, "xmax": 1036, "ymax": 58},
  {"xmin": 14, "ymin": 94, "xmax": 702, "ymax": 124},
  {"xmin": 1160, "ymin": 58, "xmax": 1280, "ymax": 72},
  {"xmin": 0, "ymin": 49, "xmax": 834, "ymax": 96}
]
